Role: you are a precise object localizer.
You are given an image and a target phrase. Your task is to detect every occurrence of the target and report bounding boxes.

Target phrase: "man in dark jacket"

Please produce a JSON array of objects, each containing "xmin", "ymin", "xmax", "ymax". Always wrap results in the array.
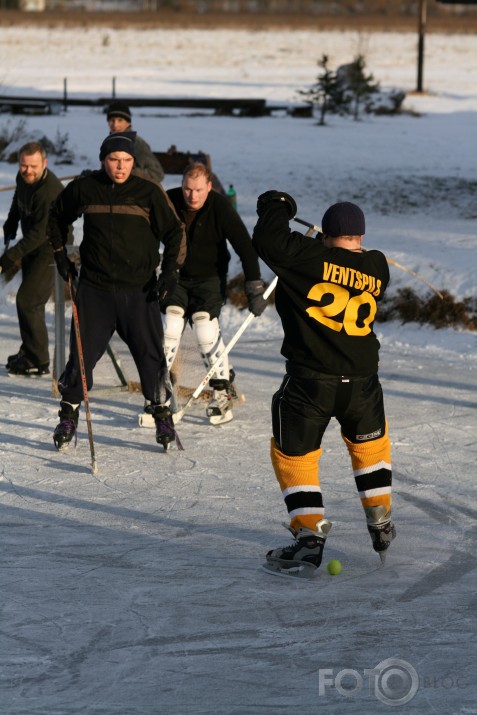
[
  {"xmin": 160, "ymin": 161, "xmax": 267, "ymax": 425},
  {"xmin": 1, "ymin": 142, "xmax": 67, "ymax": 376},
  {"xmin": 252, "ymin": 192, "xmax": 395, "ymax": 577},
  {"xmin": 48, "ymin": 132, "xmax": 186, "ymax": 451},
  {"xmin": 106, "ymin": 101, "xmax": 165, "ymax": 186}
]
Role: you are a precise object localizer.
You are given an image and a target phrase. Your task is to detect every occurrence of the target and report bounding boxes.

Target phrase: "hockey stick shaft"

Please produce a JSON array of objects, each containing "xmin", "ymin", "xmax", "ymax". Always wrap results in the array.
[
  {"xmin": 68, "ymin": 277, "xmax": 98, "ymax": 475},
  {"xmin": 293, "ymin": 216, "xmax": 322, "ymax": 233},
  {"xmin": 384, "ymin": 256, "xmax": 443, "ymax": 299},
  {"xmin": 173, "ymin": 276, "xmax": 279, "ymax": 422},
  {"xmin": 1, "ymin": 175, "xmax": 78, "ymax": 192},
  {"xmin": 106, "ymin": 343, "xmax": 130, "ymax": 389}
]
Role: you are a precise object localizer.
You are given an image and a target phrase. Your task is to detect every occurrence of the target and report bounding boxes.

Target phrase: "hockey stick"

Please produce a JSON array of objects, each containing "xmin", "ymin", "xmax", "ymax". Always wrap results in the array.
[
  {"xmin": 380, "ymin": 256, "xmax": 443, "ymax": 299},
  {"xmin": 105, "ymin": 343, "xmax": 140, "ymax": 391},
  {"xmin": 170, "ymin": 222, "xmax": 321, "ymax": 425},
  {"xmin": 293, "ymin": 216, "xmax": 323, "ymax": 234},
  {"xmin": 1, "ymin": 175, "xmax": 78, "ymax": 192},
  {"xmin": 68, "ymin": 276, "xmax": 98, "ymax": 475},
  {"xmin": 172, "ymin": 275, "xmax": 279, "ymax": 424},
  {"xmin": 294, "ymin": 215, "xmax": 443, "ymax": 299}
]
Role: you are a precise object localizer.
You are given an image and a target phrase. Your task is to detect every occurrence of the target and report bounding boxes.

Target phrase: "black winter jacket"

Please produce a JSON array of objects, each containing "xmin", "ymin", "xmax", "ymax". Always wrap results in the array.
[
  {"xmin": 253, "ymin": 202, "xmax": 390, "ymax": 376},
  {"xmin": 48, "ymin": 169, "xmax": 186, "ymax": 291},
  {"xmin": 3, "ymin": 168, "xmax": 67, "ymax": 264},
  {"xmin": 167, "ymin": 187, "xmax": 261, "ymax": 282}
]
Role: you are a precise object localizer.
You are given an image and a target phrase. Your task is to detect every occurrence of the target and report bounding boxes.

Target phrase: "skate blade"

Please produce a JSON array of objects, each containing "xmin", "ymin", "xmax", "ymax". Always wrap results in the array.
[
  {"xmin": 261, "ymin": 559, "xmax": 318, "ymax": 580},
  {"xmin": 8, "ymin": 371, "xmax": 50, "ymax": 379},
  {"xmin": 53, "ymin": 440, "xmax": 72, "ymax": 452},
  {"xmin": 139, "ymin": 412, "xmax": 183, "ymax": 428},
  {"xmin": 157, "ymin": 439, "xmax": 174, "ymax": 451},
  {"xmin": 209, "ymin": 410, "xmax": 234, "ymax": 426}
]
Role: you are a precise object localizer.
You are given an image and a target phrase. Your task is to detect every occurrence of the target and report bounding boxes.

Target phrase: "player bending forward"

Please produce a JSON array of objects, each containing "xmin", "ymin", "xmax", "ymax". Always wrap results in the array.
[
  {"xmin": 252, "ymin": 192, "xmax": 395, "ymax": 576},
  {"xmin": 157, "ymin": 162, "xmax": 267, "ymax": 425}
]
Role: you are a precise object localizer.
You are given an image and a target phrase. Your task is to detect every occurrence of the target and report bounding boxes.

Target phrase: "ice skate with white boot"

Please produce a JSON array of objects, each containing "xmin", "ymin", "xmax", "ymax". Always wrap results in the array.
[
  {"xmin": 262, "ymin": 518, "xmax": 332, "ymax": 579},
  {"xmin": 206, "ymin": 377, "xmax": 234, "ymax": 425},
  {"xmin": 365, "ymin": 505, "xmax": 396, "ymax": 564}
]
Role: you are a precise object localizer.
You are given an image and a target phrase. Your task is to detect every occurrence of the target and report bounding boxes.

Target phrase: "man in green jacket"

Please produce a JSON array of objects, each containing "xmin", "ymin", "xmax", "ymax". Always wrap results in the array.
[{"xmin": 1, "ymin": 141, "xmax": 67, "ymax": 376}]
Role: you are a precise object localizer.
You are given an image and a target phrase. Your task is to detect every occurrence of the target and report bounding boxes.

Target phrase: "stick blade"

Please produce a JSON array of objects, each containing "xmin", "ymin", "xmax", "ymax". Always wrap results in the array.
[{"xmin": 261, "ymin": 559, "xmax": 318, "ymax": 580}]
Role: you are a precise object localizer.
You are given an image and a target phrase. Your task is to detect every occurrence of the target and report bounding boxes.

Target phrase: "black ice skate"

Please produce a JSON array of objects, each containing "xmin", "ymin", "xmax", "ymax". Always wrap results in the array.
[
  {"xmin": 53, "ymin": 401, "xmax": 79, "ymax": 451},
  {"xmin": 365, "ymin": 505, "xmax": 396, "ymax": 563},
  {"xmin": 6, "ymin": 349, "xmax": 24, "ymax": 369},
  {"xmin": 263, "ymin": 518, "xmax": 332, "ymax": 579},
  {"xmin": 154, "ymin": 405, "xmax": 181, "ymax": 450},
  {"xmin": 8, "ymin": 354, "xmax": 49, "ymax": 377}
]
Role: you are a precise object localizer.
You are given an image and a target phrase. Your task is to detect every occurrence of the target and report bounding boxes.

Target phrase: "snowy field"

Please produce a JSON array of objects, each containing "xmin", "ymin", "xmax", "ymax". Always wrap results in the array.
[{"xmin": 0, "ymin": 24, "xmax": 476, "ymax": 715}]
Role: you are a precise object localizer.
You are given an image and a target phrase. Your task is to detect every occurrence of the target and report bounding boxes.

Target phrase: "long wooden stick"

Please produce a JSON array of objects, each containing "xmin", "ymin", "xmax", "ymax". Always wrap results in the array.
[
  {"xmin": 172, "ymin": 276, "xmax": 279, "ymax": 423},
  {"xmin": 383, "ymin": 256, "xmax": 443, "ymax": 299},
  {"xmin": 0, "ymin": 174, "xmax": 78, "ymax": 192},
  {"xmin": 172, "ymin": 224, "xmax": 318, "ymax": 424},
  {"xmin": 68, "ymin": 276, "xmax": 98, "ymax": 475}
]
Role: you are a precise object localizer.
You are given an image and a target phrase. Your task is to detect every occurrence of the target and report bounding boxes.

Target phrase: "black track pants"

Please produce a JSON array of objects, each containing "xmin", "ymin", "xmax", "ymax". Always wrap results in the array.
[
  {"xmin": 16, "ymin": 249, "xmax": 54, "ymax": 366},
  {"xmin": 59, "ymin": 282, "xmax": 170, "ymax": 405}
]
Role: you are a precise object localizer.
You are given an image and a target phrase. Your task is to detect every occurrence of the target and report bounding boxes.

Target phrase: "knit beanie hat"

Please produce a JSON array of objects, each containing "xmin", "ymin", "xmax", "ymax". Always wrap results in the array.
[
  {"xmin": 99, "ymin": 131, "xmax": 137, "ymax": 161},
  {"xmin": 106, "ymin": 101, "xmax": 132, "ymax": 123},
  {"xmin": 321, "ymin": 201, "xmax": 365, "ymax": 237}
]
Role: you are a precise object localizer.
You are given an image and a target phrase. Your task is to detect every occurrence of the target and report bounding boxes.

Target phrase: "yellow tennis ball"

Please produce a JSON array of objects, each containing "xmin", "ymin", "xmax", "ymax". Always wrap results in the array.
[{"xmin": 327, "ymin": 559, "xmax": 342, "ymax": 575}]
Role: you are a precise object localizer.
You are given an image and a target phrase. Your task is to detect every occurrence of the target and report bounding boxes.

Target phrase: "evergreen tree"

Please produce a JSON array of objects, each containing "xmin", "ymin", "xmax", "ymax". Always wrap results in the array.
[
  {"xmin": 338, "ymin": 55, "xmax": 380, "ymax": 120},
  {"xmin": 298, "ymin": 55, "xmax": 348, "ymax": 126}
]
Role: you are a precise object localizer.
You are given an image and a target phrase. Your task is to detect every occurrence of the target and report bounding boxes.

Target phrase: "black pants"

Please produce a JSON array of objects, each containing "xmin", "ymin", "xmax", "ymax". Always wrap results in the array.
[
  {"xmin": 17, "ymin": 249, "xmax": 54, "ymax": 366},
  {"xmin": 162, "ymin": 276, "xmax": 225, "ymax": 321},
  {"xmin": 59, "ymin": 282, "xmax": 171, "ymax": 405},
  {"xmin": 272, "ymin": 369, "xmax": 387, "ymax": 456}
]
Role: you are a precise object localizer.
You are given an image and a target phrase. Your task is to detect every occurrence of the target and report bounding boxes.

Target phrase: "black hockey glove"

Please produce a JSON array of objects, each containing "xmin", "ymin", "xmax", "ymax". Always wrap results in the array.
[
  {"xmin": 245, "ymin": 279, "xmax": 268, "ymax": 317},
  {"xmin": 0, "ymin": 251, "xmax": 14, "ymax": 274},
  {"xmin": 149, "ymin": 270, "xmax": 179, "ymax": 306},
  {"xmin": 53, "ymin": 248, "xmax": 78, "ymax": 282},
  {"xmin": 256, "ymin": 190, "xmax": 297, "ymax": 219}
]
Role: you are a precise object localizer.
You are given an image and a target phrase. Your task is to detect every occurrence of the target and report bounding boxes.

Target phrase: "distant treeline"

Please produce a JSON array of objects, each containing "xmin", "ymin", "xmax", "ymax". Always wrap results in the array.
[{"xmin": 9, "ymin": 0, "xmax": 477, "ymax": 17}]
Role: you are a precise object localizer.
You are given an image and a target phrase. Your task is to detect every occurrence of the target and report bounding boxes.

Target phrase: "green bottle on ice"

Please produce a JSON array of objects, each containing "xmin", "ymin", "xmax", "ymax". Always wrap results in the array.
[{"xmin": 227, "ymin": 184, "xmax": 237, "ymax": 210}]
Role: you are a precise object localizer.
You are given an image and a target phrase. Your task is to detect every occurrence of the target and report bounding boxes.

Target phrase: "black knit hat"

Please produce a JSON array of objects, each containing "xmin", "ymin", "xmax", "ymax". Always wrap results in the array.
[
  {"xmin": 99, "ymin": 131, "xmax": 136, "ymax": 161},
  {"xmin": 106, "ymin": 101, "xmax": 132, "ymax": 123},
  {"xmin": 322, "ymin": 202, "xmax": 365, "ymax": 237}
]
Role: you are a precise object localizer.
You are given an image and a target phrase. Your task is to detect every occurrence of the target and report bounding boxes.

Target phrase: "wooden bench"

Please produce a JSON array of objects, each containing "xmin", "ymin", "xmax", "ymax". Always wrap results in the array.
[{"xmin": 0, "ymin": 97, "xmax": 61, "ymax": 115}]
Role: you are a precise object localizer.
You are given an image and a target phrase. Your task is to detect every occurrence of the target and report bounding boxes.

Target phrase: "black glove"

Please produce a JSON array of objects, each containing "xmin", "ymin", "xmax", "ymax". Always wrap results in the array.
[
  {"xmin": 149, "ymin": 270, "xmax": 178, "ymax": 306},
  {"xmin": 53, "ymin": 248, "xmax": 78, "ymax": 282},
  {"xmin": 256, "ymin": 190, "xmax": 297, "ymax": 219},
  {"xmin": 245, "ymin": 279, "xmax": 268, "ymax": 317},
  {"xmin": 4, "ymin": 231, "xmax": 15, "ymax": 247},
  {"xmin": 0, "ymin": 252, "xmax": 15, "ymax": 274}
]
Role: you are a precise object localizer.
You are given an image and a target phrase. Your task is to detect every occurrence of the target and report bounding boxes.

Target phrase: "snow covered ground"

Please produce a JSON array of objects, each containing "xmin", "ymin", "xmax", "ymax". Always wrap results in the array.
[{"xmin": 0, "ymin": 24, "xmax": 476, "ymax": 715}]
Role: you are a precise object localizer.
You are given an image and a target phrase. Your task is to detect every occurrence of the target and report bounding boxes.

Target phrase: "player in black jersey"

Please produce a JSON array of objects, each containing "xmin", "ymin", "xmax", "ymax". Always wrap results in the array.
[{"xmin": 252, "ymin": 193, "xmax": 395, "ymax": 574}]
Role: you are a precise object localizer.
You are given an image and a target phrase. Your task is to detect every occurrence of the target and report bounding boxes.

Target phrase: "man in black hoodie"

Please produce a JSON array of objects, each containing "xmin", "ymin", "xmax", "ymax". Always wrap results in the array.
[{"xmin": 48, "ymin": 132, "xmax": 186, "ymax": 451}]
